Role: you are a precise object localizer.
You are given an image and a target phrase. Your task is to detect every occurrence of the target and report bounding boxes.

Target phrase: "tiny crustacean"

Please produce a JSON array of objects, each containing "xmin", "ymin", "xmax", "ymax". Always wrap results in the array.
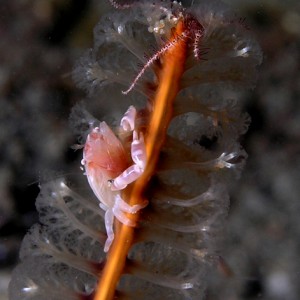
[{"xmin": 81, "ymin": 106, "xmax": 148, "ymax": 252}]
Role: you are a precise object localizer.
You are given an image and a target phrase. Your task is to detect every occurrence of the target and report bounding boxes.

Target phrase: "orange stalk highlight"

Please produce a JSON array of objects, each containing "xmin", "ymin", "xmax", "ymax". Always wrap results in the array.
[{"xmin": 94, "ymin": 19, "xmax": 188, "ymax": 300}]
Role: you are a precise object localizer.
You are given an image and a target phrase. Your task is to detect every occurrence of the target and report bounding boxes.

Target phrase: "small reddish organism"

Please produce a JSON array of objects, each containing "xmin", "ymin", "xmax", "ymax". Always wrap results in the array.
[
  {"xmin": 113, "ymin": 1, "xmax": 205, "ymax": 94},
  {"xmin": 81, "ymin": 106, "xmax": 147, "ymax": 252}
]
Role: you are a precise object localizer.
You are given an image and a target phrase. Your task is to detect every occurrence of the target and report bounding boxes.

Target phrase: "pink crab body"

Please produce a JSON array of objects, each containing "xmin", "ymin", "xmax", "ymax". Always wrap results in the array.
[
  {"xmin": 83, "ymin": 122, "xmax": 128, "ymax": 205},
  {"xmin": 82, "ymin": 106, "xmax": 147, "ymax": 252}
]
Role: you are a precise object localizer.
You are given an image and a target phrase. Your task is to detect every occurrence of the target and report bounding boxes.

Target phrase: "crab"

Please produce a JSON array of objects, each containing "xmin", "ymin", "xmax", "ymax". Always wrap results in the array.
[{"xmin": 81, "ymin": 106, "xmax": 147, "ymax": 252}]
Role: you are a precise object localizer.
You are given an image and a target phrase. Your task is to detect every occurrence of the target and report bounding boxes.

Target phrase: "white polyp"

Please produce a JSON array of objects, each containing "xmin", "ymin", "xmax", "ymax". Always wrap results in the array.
[
  {"xmin": 216, "ymin": 152, "xmax": 237, "ymax": 168},
  {"xmin": 117, "ymin": 24, "xmax": 124, "ymax": 34},
  {"xmin": 22, "ymin": 280, "xmax": 38, "ymax": 294},
  {"xmin": 234, "ymin": 40, "xmax": 252, "ymax": 58},
  {"xmin": 59, "ymin": 181, "xmax": 66, "ymax": 188},
  {"xmin": 181, "ymin": 282, "xmax": 194, "ymax": 289},
  {"xmin": 235, "ymin": 46, "xmax": 250, "ymax": 57},
  {"xmin": 152, "ymin": 19, "xmax": 169, "ymax": 34}
]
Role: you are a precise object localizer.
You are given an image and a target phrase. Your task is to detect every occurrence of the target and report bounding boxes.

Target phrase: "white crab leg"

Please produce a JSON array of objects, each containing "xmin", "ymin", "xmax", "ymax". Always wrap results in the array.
[
  {"xmin": 131, "ymin": 131, "xmax": 146, "ymax": 169},
  {"xmin": 113, "ymin": 206, "xmax": 136, "ymax": 227},
  {"xmin": 110, "ymin": 131, "xmax": 147, "ymax": 190},
  {"xmin": 115, "ymin": 194, "xmax": 148, "ymax": 214},
  {"xmin": 120, "ymin": 105, "xmax": 136, "ymax": 131},
  {"xmin": 110, "ymin": 164, "xmax": 143, "ymax": 190},
  {"xmin": 112, "ymin": 195, "xmax": 147, "ymax": 227},
  {"xmin": 103, "ymin": 208, "xmax": 115, "ymax": 252}
]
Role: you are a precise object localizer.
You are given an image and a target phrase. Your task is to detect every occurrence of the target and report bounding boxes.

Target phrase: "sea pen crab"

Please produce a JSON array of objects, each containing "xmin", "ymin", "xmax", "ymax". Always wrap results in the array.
[{"xmin": 81, "ymin": 106, "xmax": 147, "ymax": 252}]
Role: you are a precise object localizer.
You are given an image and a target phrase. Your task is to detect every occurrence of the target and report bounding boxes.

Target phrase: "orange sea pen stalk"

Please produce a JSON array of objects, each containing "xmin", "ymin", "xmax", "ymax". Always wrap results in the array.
[{"xmin": 94, "ymin": 19, "xmax": 188, "ymax": 300}]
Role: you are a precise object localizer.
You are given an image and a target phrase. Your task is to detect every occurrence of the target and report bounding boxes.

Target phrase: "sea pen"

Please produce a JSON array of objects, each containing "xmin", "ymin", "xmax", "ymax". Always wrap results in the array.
[{"xmin": 9, "ymin": 1, "xmax": 262, "ymax": 299}]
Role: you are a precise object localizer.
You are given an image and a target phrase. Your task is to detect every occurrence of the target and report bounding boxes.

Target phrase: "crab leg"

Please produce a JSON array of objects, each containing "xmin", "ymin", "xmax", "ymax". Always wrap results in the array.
[
  {"xmin": 120, "ymin": 105, "xmax": 136, "ymax": 131},
  {"xmin": 109, "ymin": 131, "xmax": 146, "ymax": 190}
]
